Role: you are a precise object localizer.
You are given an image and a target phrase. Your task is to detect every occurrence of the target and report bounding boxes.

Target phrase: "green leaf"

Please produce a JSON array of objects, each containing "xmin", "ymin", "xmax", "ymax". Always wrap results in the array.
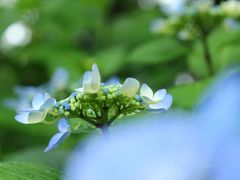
[
  {"xmin": 111, "ymin": 10, "xmax": 158, "ymax": 45},
  {"xmin": 0, "ymin": 162, "xmax": 61, "ymax": 180},
  {"xmin": 3, "ymin": 148, "xmax": 68, "ymax": 170},
  {"xmin": 94, "ymin": 46, "xmax": 126, "ymax": 77},
  {"xmin": 128, "ymin": 38, "xmax": 187, "ymax": 65},
  {"xmin": 169, "ymin": 79, "xmax": 212, "ymax": 109}
]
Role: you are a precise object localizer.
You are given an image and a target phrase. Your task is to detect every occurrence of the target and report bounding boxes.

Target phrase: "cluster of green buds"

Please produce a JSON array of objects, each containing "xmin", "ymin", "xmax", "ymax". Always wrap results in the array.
[
  {"xmin": 15, "ymin": 64, "xmax": 172, "ymax": 152},
  {"xmin": 151, "ymin": 1, "xmax": 240, "ymax": 40},
  {"xmin": 52, "ymin": 83, "xmax": 146, "ymax": 128}
]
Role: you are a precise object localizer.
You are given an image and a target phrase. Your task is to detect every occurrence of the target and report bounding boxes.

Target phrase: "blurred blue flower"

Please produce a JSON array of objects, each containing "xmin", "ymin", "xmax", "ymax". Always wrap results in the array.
[
  {"xmin": 44, "ymin": 118, "xmax": 70, "ymax": 152},
  {"xmin": 15, "ymin": 93, "xmax": 56, "ymax": 124},
  {"xmin": 224, "ymin": 18, "xmax": 240, "ymax": 30},
  {"xmin": 3, "ymin": 86, "xmax": 40, "ymax": 112},
  {"xmin": 48, "ymin": 67, "xmax": 69, "ymax": 92},
  {"xmin": 3, "ymin": 68, "xmax": 69, "ymax": 113},
  {"xmin": 150, "ymin": 18, "xmax": 166, "ymax": 33},
  {"xmin": 104, "ymin": 76, "xmax": 120, "ymax": 86},
  {"xmin": 65, "ymin": 70, "xmax": 240, "ymax": 180}
]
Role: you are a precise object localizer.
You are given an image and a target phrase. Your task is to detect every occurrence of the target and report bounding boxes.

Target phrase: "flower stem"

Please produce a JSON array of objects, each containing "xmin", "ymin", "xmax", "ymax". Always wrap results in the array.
[
  {"xmin": 100, "ymin": 125, "xmax": 110, "ymax": 140},
  {"xmin": 201, "ymin": 36, "xmax": 214, "ymax": 76}
]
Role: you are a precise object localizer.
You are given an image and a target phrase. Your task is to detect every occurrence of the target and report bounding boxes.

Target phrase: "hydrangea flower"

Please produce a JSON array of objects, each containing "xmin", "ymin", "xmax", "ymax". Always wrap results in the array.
[
  {"xmin": 65, "ymin": 70, "xmax": 240, "ymax": 180},
  {"xmin": 44, "ymin": 118, "xmax": 70, "ymax": 152},
  {"xmin": 75, "ymin": 64, "xmax": 101, "ymax": 94},
  {"xmin": 15, "ymin": 93, "xmax": 56, "ymax": 124},
  {"xmin": 140, "ymin": 83, "xmax": 172, "ymax": 110},
  {"xmin": 14, "ymin": 64, "xmax": 172, "ymax": 152}
]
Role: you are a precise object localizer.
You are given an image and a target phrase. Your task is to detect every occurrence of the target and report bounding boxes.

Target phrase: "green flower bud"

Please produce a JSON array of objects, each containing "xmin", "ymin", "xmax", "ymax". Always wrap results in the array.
[
  {"xmin": 70, "ymin": 98, "xmax": 76, "ymax": 103},
  {"xmin": 76, "ymin": 93, "xmax": 83, "ymax": 100},
  {"xmin": 131, "ymin": 100, "xmax": 136, "ymax": 105},
  {"xmin": 100, "ymin": 96, "xmax": 106, "ymax": 101},
  {"xmin": 107, "ymin": 94, "xmax": 113, "ymax": 99},
  {"xmin": 71, "ymin": 105, "xmax": 76, "ymax": 111},
  {"xmin": 64, "ymin": 111, "xmax": 70, "ymax": 116},
  {"xmin": 59, "ymin": 106, "xmax": 64, "ymax": 114},
  {"xmin": 74, "ymin": 102, "xmax": 80, "ymax": 108}
]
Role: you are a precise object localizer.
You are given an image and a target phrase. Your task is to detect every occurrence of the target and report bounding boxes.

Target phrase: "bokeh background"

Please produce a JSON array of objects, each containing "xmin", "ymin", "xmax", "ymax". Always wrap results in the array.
[{"xmin": 0, "ymin": 0, "xmax": 239, "ymax": 171}]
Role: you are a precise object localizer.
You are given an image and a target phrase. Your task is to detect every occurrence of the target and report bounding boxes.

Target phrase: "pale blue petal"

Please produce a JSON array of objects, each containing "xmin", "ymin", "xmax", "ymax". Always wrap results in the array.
[
  {"xmin": 149, "ymin": 94, "xmax": 173, "ymax": 110},
  {"xmin": 40, "ymin": 98, "xmax": 56, "ymax": 110},
  {"xmin": 15, "ymin": 112, "xmax": 29, "ymax": 124},
  {"xmin": 44, "ymin": 131, "xmax": 70, "ymax": 152},
  {"xmin": 32, "ymin": 93, "xmax": 45, "ymax": 109},
  {"xmin": 58, "ymin": 118, "xmax": 70, "ymax": 132},
  {"xmin": 153, "ymin": 89, "xmax": 166, "ymax": 101},
  {"xmin": 120, "ymin": 78, "xmax": 140, "ymax": 97},
  {"xmin": 44, "ymin": 93, "xmax": 51, "ymax": 100}
]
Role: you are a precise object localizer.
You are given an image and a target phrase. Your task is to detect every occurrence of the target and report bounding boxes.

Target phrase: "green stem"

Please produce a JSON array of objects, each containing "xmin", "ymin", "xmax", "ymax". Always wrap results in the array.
[
  {"xmin": 201, "ymin": 36, "xmax": 214, "ymax": 76},
  {"xmin": 198, "ymin": 23, "xmax": 214, "ymax": 76}
]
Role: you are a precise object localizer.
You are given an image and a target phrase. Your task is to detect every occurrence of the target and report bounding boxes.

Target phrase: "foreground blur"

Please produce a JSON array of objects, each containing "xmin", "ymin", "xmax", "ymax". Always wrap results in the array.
[{"xmin": 65, "ymin": 69, "xmax": 240, "ymax": 180}]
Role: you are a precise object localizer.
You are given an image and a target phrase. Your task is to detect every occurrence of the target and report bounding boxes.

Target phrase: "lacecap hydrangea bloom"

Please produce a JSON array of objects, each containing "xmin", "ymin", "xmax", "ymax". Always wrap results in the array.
[{"xmin": 15, "ymin": 64, "xmax": 172, "ymax": 152}]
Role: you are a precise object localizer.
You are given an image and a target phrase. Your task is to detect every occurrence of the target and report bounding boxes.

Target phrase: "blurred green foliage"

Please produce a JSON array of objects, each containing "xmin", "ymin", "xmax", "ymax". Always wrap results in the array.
[
  {"xmin": 0, "ymin": 162, "xmax": 60, "ymax": 179},
  {"xmin": 0, "ymin": 0, "xmax": 240, "ymax": 173}
]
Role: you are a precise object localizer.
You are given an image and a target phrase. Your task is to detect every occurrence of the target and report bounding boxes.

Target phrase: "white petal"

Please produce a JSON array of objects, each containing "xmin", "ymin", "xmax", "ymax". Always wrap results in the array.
[
  {"xmin": 82, "ymin": 71, "xmax": 93, "ymax": 92},
  {"xmin": 90, "ymin": 64, "xmax": 101, "ymax": 93},
  {"xmin": 27, "ymin": 110, "xmax": 47, "ymax": 124},
  {"xmin": 74, "ymin": 88, "xmax": 84, "ymax": 92},
  {"xmin": 40, "ymin": 98, "xmax": 56, "ymax": 110},
  {"xmin": 15, "ymin": 112, "xmax": 29, "ymax": 124},
  {"xmin": 91, "ymin": 64, "xmax": 101, "ymax": 84},
  {"xmin": 141, "ymin": 96, "xmax": 156, "ymax": 104},
  {"xmin": 153, "ymin": 89, "xmax": 167, "ymax": 101},
  {"xmin": 58, "ymin": 118, "xmax": 70, "ymax": 132},
  {"xmin": 32, "ymin": 93, "xmax": 45, "ymax": 109},
  {"xmin": 149, "ymin": 94, "xmax": 173, "ymax": 110},
  {"xmin": 140, "ymin": 83, "xmax": 153, "ymax": 98},
  {"xmin": 120, "ymin": 78, "xmax": 140, "ymax": 97}
]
